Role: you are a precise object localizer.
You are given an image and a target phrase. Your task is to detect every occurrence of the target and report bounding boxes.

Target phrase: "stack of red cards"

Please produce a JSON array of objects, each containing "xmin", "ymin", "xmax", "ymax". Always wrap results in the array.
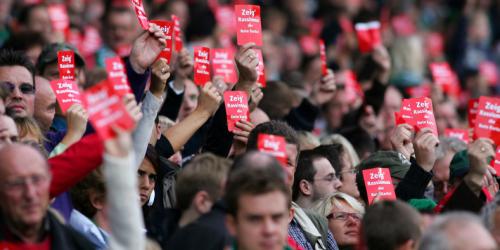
[
  {"xmin": 50, "ymin": 79, "xmax": 82, "ymax": 114},
  {"xmin": 473, "ymin": 96, "xmax": 500, "ymax": 145},
  {"xmin": 257, "ymin": 134, "xmax": 287, "ymax": 166},
  {"xmin": 224, "ymin": 91, "xmax": 249, "ymax": 132},
  {"xmin": 395, "ymin": 97, "xmax": 438, "ymax": 136},
  {"xmin": 57, "ymin": 51, "xmax": 75, "ymax": 81},
  {"xmin": 362, "ymin": 168, "xmax": 396, "ymax": 205},
  {"xmin": 83, "ymin": 80, "xmax": 135, "ymax": 139},
  {"xmin": 354, "ymin": 21, "xmax": 382, "ymax": 53}
]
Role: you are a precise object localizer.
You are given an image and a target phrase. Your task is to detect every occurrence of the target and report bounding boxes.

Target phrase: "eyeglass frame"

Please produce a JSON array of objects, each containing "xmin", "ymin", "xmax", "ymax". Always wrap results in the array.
[
  {"xmin": 2, "ymin": 173, "xmax": 52, "ymax": 194},
  {"xmin": 326, "ymin": 212, "xmax": 363, "ymax": 221},
  {"xmin": 1, "ymin": 81, "xmax": 36, "ymax": 95}
]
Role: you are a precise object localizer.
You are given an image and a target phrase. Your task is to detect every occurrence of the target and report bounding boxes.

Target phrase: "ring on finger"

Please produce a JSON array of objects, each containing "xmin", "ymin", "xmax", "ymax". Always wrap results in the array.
[{"xmin": 481, "ymin": 147, "xmax": 486, "ymax": 152}]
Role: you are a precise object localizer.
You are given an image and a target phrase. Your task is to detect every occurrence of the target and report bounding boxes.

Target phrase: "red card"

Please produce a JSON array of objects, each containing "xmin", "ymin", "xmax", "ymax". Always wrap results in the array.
[
  {"xmin": 319, "ymin": 39, "xmax": 328, "ymax": 76},
  {"xmin": 212, "ymin": 48, "xmax": 237, "ymax": 84},
  {"xmin": 429, "ymin": 62, "xmax": 461, "ymax": 97},
  {"xmin": 47, "ymin": 4, "xmax": 69, "ymax": 32},
  {"xmin": 172, "ymin": 15, "xmax": 183, "ymax": 52},
  {"xmin": 193, "ymin": 47, "xmax": 211, "ymax": 86},
  {"xmin": 105, "ymin": 57, "xmax": 131, "ymax": 96},
  {"xmin": 479, "ymin": 61, "xmax": 498, "ymax": 86},
  {"xmin": 83, "ymin": 80, "xmax": 135, "ymax": 140},
  {"xmin": 445, "ymin": 129, "xmax": 469, "ymax": 144},
  {"xmin": 150, "ymin": 20, "xmax": 174, "ymax": 64},
  {"xmin": 468, "ymin": 98, "xmax": 479, "ymax": 128},
  {"xmin": 257, "ymin": 133, "xmax": 287, "ymax": 166},
  {"xmin": 391, "ymin": 14, "xmax": 416, "ymax": 37},
  {"xmin": 493, "ymin": 147, "xmax": 500, "ymax": 174},
  {"xmin": 299, "ymin": 35, "xmax": 319, "ymax": 55},
  {"xmin": 81, "ymin": 26, "xmax": 103, "ymax": 56},
  {"xmin": 57, "ymin": 51, "xmax": 75, "ymax": 81},
  {"xmin": 342, "ymin": 70, "xmax": 363, "ymax": 104},
  {"xmin": 407, "ymin": 97, "xmax": 438, "ymax": 136},
  {"xmin": 235, "ymin": 5, "xmax": 262, "ymax": 46},
  {"xmin": 426, "ymin": 32, "xmax": 444, "ymax": 58},
  {"xmin": 406, "ymin": 83, "xmax": 431, "ymax": 98},
  {"xmin": 474, "ymin": 96, "xmax": 500, "ymax": 145},
  {"xmin": 215, "ymin": 5, "xmax": 237, "ymax": 35},
  {"xmin": 255, "ymin": 49, "xmax": 266, "ymax": 88},
  {"xmin": 224, "ymin": 91, "xmax": 249, "ymax": 132},
  {"xmin": 362, "ymin": 168, "xmax": 396, "ymax": 205},
  {"xmin": 50, "ymin": 79, "xmax": 82, "ymax": 113},
  {"xmin": 130, "ymin": 0, "xmax": 149, "ymax": 30},
  {"xmin": 354, "ymin": 21, "xmax": 381, "ymax": 53}
]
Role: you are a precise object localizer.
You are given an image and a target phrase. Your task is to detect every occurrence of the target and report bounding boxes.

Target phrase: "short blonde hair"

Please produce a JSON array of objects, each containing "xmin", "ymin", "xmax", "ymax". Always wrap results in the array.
[
  {"xmin": 14, "ymin": 116, "xmax": 45, "ymax": 144},
  {"xmin": 297, "ymin": 131, "xmax": 320, "ymax": 150},
  {"xmin": 321, "ymin": 134, "xmax": 360, "ymax": 166},
  {"xmin": 312, "ymin": 192, "xmax": 365, "ymax": 218}
]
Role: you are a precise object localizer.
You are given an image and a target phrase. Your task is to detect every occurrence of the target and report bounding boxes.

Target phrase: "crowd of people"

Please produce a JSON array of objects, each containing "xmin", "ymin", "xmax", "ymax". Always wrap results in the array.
[{"xmin": 0, "ymin": 0, "xmax": 499, "ymax": 249}]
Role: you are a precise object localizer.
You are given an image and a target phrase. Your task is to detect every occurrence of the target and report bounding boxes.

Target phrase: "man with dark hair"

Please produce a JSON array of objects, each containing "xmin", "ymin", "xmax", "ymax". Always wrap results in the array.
[
  {"xmin": 36, "ymin": 43, "xmax": 87, "ymax": 87},
  {"xmin": 0, "ymin": 49, "xmax": 36, "ymax": 118},
  {"xmin": 292, "ymin": 149, "xmax": 342, "ymax": 209},
  {"xmin": 226, "ymin": 163, "xmax": 292, "ymax": 250},
  {"xmin": 360, "ymin": 200, "xmax": 422, "ymax": 250},
  {"xmin": 247, "ymin": 121, "xmax": 339, "ymax": 250}
]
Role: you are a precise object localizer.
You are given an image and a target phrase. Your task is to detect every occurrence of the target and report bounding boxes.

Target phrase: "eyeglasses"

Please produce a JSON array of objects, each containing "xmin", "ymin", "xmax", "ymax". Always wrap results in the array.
[
  {"xmin": 327, "ymin": 212, "xmax": 362, "ymax": 221},
  {"xmin": 1, "ymin": 82, "xmax": 35, "ymax": 95},
  {"xmin": 3, "ymin": 174, "xmax": 51, "ymax": 193},
  {"xmin": 314, "ymin": 173, "xmax": 339, "ymax": 183}
]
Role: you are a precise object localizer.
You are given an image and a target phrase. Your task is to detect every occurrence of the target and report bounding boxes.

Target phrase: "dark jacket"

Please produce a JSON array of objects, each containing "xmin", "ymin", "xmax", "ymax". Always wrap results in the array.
[
  {"xmin": 166, "ymin": 200, "xmax": 232, "ymax": 250},
  {"xmin": 0, "ymin": 211, "xmax": 96, "ymax": 250}
]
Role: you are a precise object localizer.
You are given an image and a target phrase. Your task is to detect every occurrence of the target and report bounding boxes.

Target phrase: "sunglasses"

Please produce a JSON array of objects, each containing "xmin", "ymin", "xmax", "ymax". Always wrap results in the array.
[{"xmin": 1, "ymin": 82, "xmax": 35, "ymax": 95}]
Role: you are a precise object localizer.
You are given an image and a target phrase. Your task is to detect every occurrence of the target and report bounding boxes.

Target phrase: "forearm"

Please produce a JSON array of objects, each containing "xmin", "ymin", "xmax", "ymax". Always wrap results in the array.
[
  {"xmin": 234, "ymin": 79, "xmax": 254, "ymax": 97},
  {"xmin": 164, "ymin": 109, "xmax": 210, "ymax": 152},
  {"xmin": 103, "ymin": 152, "xmax": 145, "ymax": 250},
  {"xmin": 132, "ymin": 91, "xmax": 162, "ymax": 168}
]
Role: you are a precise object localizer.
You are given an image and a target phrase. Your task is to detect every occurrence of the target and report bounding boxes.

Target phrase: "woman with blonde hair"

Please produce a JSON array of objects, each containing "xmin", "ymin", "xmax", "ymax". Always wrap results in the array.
[{"xmin": 312, "ymin": 192, "xmax": 365, "ymax": 250}]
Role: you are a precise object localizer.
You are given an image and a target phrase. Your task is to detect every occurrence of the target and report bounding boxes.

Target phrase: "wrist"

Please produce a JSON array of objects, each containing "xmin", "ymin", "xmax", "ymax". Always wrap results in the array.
[
  {"xmin": 129, "ymin": 58, "xmax": 146, "ymax": 74},
  {"xmin": 193, "ymin": 108, "xmax": 212, "ymax": 120}
]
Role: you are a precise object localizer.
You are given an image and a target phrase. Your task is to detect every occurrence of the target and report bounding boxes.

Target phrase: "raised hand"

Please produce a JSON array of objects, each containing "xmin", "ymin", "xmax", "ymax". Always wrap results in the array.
[
  {"xmin": 230, "ymin": 120, "xmax": 255, "ymax": 157},
  {"xmin": 61, "ymin": 104, "xmax": 88, "ymax": 147},
  {"xmin": 465, "ymin": 138, "xmax": 496, "ymax": 195},
  {"xmin": 195, "ymin": 82, "xmax": 222, "ymax": 117},
  {"xmin": 413, "ymin": 128, "xmax": 439, "ymax": 172},
  {"xmin": 310, "ymin": 69, "xmax": 336, "ymax": 106},
  {"xmin": 123, "ymin": 93, "xmax": 142, "ymax": 129},
  {"xmin": 249, "ymin": 86, "xmax": 263, "ymax": 112},
  {"xmin": 150, "ymin": 58, "xmax": 171, "ymax": 98},
  {"xmin": 175, "ymin": 48, "xmax": 194, "ymax": 80},
  {"xmin": 104, "ymin": 125, "xmax": 133, "ymax": 158},
  {"xmin": 235, "ymin": 43, "xmax": 259, "ymax": 94},
  {"xmin": 390, "ymin": 124, "xmax": 414, "ymax": 160},
  {"xmin": 129, "ymin": 23, "xmax": 167, "ymax": 74}
]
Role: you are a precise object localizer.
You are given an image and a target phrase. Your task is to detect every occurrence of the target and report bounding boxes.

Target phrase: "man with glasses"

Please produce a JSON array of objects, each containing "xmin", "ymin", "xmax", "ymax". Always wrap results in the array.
[
  {"xmin": 0, "ymin": 49, "xmax": 36, "ymax": 119},
  {"xmin": 293, "ymin": 149, "xmax": 343, "ymax": 209},
  {"xmin": 0, "ymin": 143, "xmax": 95, "ymax": 248}
]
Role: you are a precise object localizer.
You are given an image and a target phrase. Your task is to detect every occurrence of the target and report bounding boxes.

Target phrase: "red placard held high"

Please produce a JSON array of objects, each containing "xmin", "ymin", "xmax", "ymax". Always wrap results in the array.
[
  {"xmin": 257, "ymin": 133, "xmax": 287, "ymax": 166},
  {"xmin": 105, "ymin": 57, "xmax": 132, "ymax": 96},
  {"xmin": 354, "ymin": 21, "xmax": 381, "ymax": 53},
  {"xmin": 150, "ymin": 20, "xmax": 174, "ymax": 64},
  {"xmin": 172, "ymin": 15, "xmax": 183, "ymax": 52},
  {"xmin": 319, "ymin": 39, "xmax": 328, "ymax": 76},
  {"xmin": 50, "ymin": 79, "xmax": 82, "ymax": 114},
  {"xmin": 362, "ymin": 168, "xmax": 396, "ymax": 205},
  {"xmin": 83, "ymin": 80, "xmax": 135, "ymax": 140},
  {"xmin": 255, "ymin": 49, "xmax": 266, "ymax": 87},
  {"xmin": 212, "ymin": 48, "xmax": 237, "ymax": 84},
  {"xmin": 444, "ymin": 129, "xmax": 469, "ymax": 144},
  {"xmin": 224, "ymin": 91, "xmax": 249, "ymax": 132},
  {"xmin": 57, "ymin": 51, "xmax": 75, "ymax": 80},
  {"xmin": 193, "ymin": 47, "xmax": 211, "ymax": 86},
  {"xmin": 130, "ymin": 0, "xmax": 149, "ymax": 30},
  {"xmin": 474, "ymin": 96, "xmax": 500, "ymax": 145},
  {"xmin": 235, "ymin": 5, "xmax": 262, "ymax": 46}
]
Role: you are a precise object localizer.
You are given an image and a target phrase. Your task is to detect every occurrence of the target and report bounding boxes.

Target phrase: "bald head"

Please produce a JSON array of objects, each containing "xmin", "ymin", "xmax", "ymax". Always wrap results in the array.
[
  {"xmin": 0, "ymin": 144, "xmax": 50, "ymax": 237},
  {"xmin": 34, "ymin": 76, "xmax": 56, "ymax": 132}
]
